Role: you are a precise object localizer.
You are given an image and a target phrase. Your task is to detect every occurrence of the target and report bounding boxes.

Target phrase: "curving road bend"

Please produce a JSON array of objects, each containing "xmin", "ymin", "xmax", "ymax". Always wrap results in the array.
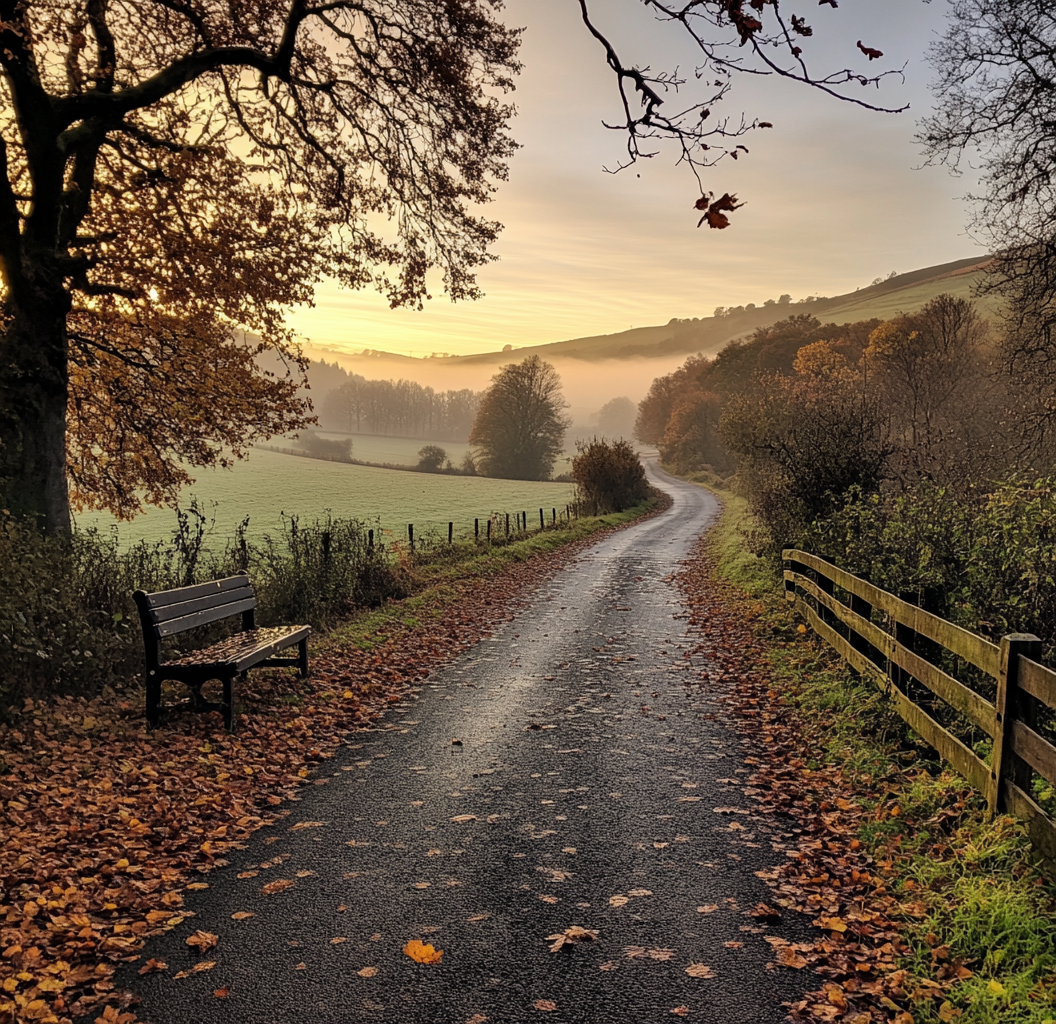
[{"xmin": 124, "ymin": 462, "xmax": 810, "ymax": 1023}]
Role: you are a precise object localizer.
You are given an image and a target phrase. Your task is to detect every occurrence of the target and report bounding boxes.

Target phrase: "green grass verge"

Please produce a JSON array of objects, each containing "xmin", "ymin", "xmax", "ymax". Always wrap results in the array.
[
  {"xmin": 692, "ymin": 479, "xmax": 1056, "ymax": 1024},
  {"xmin": 322, "ymin": 498, "xmax": 658, "ymax": 653}
]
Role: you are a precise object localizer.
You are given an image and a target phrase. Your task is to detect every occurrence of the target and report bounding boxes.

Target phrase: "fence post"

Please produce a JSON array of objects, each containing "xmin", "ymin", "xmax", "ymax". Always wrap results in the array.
[
  {"xmin": 448, "ymin": 522, "xmax": 453, "ymax": 545},
  {"xmin": 552, "ymin": 507, "xmax": 556, "ymax": 525},
  {"xmin": 849, "ymin": 592, "xmax": 874, "ymax": 660},
  {"xmin": 783, "ymin": 552, "xmax": 796, "ymax": 603},
  {"xmin": 487, "ymin": 519, "xmax": 492, "ymax": 544},
  {"xmin": 522, "ymin": 511, "xmax": 526, "ymax": 533},
  {"xmin": 539, "ymin": 508, "xmax": 544, "ymax": 529},
  {"xmin": 991, "ymin": 633, "xmax": 1044, "ymax": 817},
  {"xmin": 506, "ymin": 512, "xmax": 510, "ymax": 536},
  {"xmin": 475, "ymin": 517, "xmax": 479, "ymax": 541},
  {"xmin": 815, "ymin": 564, "xmax": 835, "ymax": 626},
  {"xmin": 368, "ymin": 529, "xmax": 374, "ymax": 551},
  {"xmin": 891, "ymin": 592, "xmax": 919, "ymax": 697},
  {"xmin": 408, "ymin": 524, "xmax": 414, "ymax": 552}
]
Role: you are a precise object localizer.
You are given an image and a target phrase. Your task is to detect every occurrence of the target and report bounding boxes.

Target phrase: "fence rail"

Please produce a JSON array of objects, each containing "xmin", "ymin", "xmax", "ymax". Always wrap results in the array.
[{"xmin": 784, "ymin": 549, "xmax": 1056, "ymax": 868}]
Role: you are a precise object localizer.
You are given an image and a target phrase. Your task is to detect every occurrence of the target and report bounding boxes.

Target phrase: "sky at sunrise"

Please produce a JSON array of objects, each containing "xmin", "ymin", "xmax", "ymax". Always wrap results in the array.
[{"xmin": 287, "ymin": 0, "xmax": 981, "ymax": 359}]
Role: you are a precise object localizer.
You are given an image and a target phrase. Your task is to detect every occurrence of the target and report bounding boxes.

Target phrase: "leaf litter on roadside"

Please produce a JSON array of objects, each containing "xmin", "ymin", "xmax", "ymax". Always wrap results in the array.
[
  {"xmin": 0, "ymin": 515, "xmax": 663, "ymax": 1024},
  {"xmin": 677, "ymin": 535, "xmax": 961, "ymax": 1022}
]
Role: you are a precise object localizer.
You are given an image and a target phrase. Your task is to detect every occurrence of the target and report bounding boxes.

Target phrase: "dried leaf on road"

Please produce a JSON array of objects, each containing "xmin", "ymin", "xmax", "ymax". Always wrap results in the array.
[
  {"xmin": 533, "ymin": 999, "xmax": 558, "ymax": 1011},
  {"xmin": 404, "ymin": 939, "xmax": 444, "ymax": 964},
  {"xmin": 685, "ymin": 963, "xmax": 715, "ymax": 979},
  {"xmin": 776, "ymin": 947, "xmax": 808, "ymax": 969},
  {"xmin": 261, "ymin": 878, "xmax": 295, "ymax": 895},
  {"xmin": 747, "ymin": 903, "xmax": 782, "ymax": 922},
  {"xmin": 186, "ymin": 930, "xmax": 218, "ymax": 951},
  {"xmin": 546, "ymin": 926, "xmax": 599, "ymax": 953},
  {"xmin": 138, "ymin": 958, "xmax": 168, "ymax": 975},
  {"xmin": 357, "ymin": 967, "xmax": 378, "ymax": 978}
]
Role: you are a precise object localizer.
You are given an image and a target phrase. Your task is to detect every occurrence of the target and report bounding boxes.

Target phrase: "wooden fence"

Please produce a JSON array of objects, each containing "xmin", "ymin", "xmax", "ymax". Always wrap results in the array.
[
  {"xmin": 400, "ymin": 506, "xmax": 574, "ymax": 551},
  {"xmin": 784, "ymin": 549, "xmax": 1056, "ymax": 867}
]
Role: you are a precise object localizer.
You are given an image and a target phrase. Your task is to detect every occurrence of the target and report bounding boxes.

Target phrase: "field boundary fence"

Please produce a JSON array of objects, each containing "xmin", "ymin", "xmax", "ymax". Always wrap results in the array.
[
  {"xmin": 784, "ymin": 548, "xmax": 1056, "ymax": 873},
  {"xmin": 377, "ymin": 505, "xmax": 581, "ymax": 553}
]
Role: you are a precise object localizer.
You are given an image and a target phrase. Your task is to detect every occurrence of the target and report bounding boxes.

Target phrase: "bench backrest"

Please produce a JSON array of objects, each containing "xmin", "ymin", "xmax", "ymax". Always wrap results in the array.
[{"xmin": 132, "ymin": 576, "xmax": 257, "ymax": 650}]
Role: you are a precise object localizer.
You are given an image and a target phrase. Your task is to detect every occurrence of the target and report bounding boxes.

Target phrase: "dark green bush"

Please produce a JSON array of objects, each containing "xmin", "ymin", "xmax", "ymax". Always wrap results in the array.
[
  {"xmin": 804, "ymin": 477, "xmax": 1056, "ymax": 656},
  {"xmin": 572, "ymin": 437, "xmax": 651, "ymax": 513}
]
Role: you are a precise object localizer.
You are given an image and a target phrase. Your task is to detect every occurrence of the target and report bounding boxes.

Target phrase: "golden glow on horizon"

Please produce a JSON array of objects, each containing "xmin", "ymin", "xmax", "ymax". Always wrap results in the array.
[{"xmin": 287, "ymin": 0, "xmax": 980, "ymax": 360}]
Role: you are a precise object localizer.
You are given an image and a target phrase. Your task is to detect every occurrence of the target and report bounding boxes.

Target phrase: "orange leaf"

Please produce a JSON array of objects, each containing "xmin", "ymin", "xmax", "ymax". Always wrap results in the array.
[
  {"xmin": 186, "ymin": 930, "xmax": 218, "ymax": 950},
  {"xmin": 403, "ymin": 939, "xmax": 443, "ymax": 964},
  {"xmin": 261, "ymin": 878, "xmax": 295, "ymax": 895},
  {"xmin": 685, "ymin": 963, "xmax": 715, "ymax": 978},
  {"xmin": 533, "ymin": 1000, "xmax": 558, "ymax": 1012}
]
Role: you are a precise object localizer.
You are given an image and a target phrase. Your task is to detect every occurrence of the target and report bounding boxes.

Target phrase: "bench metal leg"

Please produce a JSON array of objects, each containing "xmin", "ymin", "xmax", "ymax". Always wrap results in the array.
[
  {"xmin": 222, "ymin": 672, "xmax": 237, "ymax": 733},
  {"xmin": 146, "ymin": 674, "xmax": 161, "ymax": 730},
  {"xmin": 298, "ymin": 637, "xmax": 309, "ymax": 678}
]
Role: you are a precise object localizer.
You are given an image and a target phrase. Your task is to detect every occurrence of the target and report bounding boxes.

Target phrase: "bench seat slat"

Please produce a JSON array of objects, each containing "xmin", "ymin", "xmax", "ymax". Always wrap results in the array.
[
  {"xmin": 144, "ymin": 575, "xmax": 251, "ymax": 611},
  {"xmin": 149, "ymin": 587, "xmax": 255, "ymax": 627},
  {"xmin": 166, "ymin": 625, "xmax": 310, "ymax": 671}
]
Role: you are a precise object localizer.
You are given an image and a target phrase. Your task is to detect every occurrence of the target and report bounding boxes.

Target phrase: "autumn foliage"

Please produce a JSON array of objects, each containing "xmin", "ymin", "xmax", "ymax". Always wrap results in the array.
[
  {"xmin": 0, "ymin": 0, "xmax": 521, "ymax": 530},
  {"xmin": 571, "ymin": 438, "xmax": 651, "ymax": 514}
]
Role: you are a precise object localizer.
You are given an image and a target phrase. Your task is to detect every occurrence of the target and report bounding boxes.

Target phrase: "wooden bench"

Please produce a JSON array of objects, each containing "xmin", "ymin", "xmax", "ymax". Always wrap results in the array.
[{"xmin": 132, "ymin": 575, "xmax": 310, "ymax": 731}]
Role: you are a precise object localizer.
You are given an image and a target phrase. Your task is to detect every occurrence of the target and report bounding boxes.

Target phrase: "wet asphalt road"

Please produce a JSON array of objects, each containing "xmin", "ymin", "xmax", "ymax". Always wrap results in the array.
[{"xmin": 126, "ymin": 463, "xmax": 811, "ymax": 1023}]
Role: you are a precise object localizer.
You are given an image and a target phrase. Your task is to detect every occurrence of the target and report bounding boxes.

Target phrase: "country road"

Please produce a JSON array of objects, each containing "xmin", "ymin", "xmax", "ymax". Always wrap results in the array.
[{"xmin": 125, "ymin": 463, "xmax": 812, "ymax": 1023}]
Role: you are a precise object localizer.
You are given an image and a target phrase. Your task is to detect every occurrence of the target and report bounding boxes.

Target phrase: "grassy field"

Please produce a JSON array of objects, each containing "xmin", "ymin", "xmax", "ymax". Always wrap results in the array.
[
  {"xmin": 310, "ymin": 432, "xmax": 475, "ymax": 467},
  {"xmin": 76, "ymin": 447, "xmax": 575, "ymax": 547}
]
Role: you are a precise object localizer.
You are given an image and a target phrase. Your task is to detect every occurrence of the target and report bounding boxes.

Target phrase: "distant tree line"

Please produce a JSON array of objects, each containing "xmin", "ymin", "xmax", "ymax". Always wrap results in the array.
[{"xmin": 321, "ymin": 377, "xmax": 482, "ymax": 441}]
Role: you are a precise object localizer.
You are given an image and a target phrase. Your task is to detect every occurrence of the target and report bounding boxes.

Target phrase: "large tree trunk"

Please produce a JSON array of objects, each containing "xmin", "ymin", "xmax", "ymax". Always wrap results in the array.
[{"xmin": 0, "ymin": 284, "xmax": 71, "ymax": 534}]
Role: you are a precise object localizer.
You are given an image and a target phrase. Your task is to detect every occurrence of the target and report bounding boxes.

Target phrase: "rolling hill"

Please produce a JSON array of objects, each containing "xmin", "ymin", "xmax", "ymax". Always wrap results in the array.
[{"xmin": 306, "ymin": 255, "xmax": 991, "ymax": 374}]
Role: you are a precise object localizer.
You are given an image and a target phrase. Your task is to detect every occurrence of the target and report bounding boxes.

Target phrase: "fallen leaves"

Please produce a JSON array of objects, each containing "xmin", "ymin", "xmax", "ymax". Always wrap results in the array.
[
  {"xmin": 533, "ymin": 999, "xmax": 558, "ymax": 1011},
  {"xmin": 357, "ymin": 967, "xmax": 378, "ymax": 978},
  {"xmin": 685, "ymin": 963, "xmax": 715, "ymax": 979},
  {"xmin": 625, "ymin": 946, "xmax": 675, "ymax": 961},
  {"xmin": 449, "ymin": 814, "xmax": 477, "ymax": 824},
  {"xmin": 0, "ymin": 510, "xmax": 658, "ymax": 1024},
  {"xmin": 231, "ymin": 912, "xmax": 254, "ymax": 921},
  {"xmin": 775, "ymin": 947, "xmax": 809, "ymax": 970},
  {"xmin": 608, "ymin": 895, "xmax": 629, "ymax": 908},
  {"xmin": 289, "ymin": 820, "xmax": 326, "ymax": 831},
  {"xmin": 403, "ymin": 939, "xmax": 444, "ymax": 964},
  {"xmin": 261, "ymin": 878, "xmax": 295, "ymax": 895},
  {"xmin": 677, "ymin": 541, "xmax": 929, "ymax": 1022},
  {"xmin": 186, "ymin": 930, "xmax": 218, "ymax": 951},
  {"xmin": 174, "ymin": 961, "xmax": 216, "ymax": 979},
  {"xmin": 546, "ymin": 927, "xmax": 598, "ymax": 953},
  {"xmin": 747, "ymin": 903, "xmax": 782, "ymax": 923},
  {"xmin": 137, "ymin": 959, "xmax": 167, "ymax": 976}
]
